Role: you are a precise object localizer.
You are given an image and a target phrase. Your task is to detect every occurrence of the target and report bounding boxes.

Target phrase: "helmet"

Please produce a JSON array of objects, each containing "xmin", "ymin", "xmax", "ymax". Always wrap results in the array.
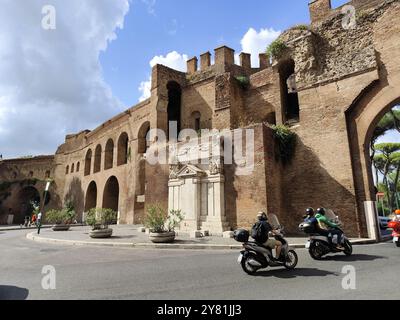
[
  {"xmin": 316, "ymin": 208, "xmax": 326, "ymax": 215},
  {"xmin": 306, "ymin": 208, "xmax": 315, "ymax": 216},
  {"xmin": 257, "ymin": 211, "xmax": 268, "ymax": 221},
  {"xmin": 395, "ymin": 209, "xmax": 400, "ymax": 215}
]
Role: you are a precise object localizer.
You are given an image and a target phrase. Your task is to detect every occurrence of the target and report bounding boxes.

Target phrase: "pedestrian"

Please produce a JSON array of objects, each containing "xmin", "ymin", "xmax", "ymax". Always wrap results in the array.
[{"xmin": 37, "ymin": 211, "xmax": 43, "ymax": 234}]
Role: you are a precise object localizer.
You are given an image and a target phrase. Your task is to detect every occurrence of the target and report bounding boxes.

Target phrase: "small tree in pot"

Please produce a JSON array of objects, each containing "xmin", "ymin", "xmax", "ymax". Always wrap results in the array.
[
  {"xmin": 46, "ymin": 208, "xmax": 76, "ymax": 231},
  {"xmin": 144, "ymin": 204, "xmax": 184, "ymax": 243},
  {"xmin": 85, "ymin": 208, "xmax": 117, "ymax": 238}
]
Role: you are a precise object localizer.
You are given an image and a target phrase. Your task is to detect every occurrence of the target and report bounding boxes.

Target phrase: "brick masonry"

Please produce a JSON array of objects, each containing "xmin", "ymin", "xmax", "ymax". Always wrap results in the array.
[{"xmin": 1, "ymin": 0, "xmax": 399, "ymax": 237}]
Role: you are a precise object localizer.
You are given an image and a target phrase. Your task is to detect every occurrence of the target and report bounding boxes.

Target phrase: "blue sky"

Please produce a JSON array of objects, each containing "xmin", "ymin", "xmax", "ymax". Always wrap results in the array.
[
  {"xmin": 0, "ymin": 0, "xmax": 396, "ymax": 158},
  {"xmin": 100, "ymin": 0, "xmax": 317, "ymax": 106}
]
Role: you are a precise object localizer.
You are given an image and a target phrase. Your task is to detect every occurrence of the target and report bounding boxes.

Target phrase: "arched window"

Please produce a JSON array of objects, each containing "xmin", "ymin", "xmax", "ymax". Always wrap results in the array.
[
  {"xmin": 191, "ymin": 111, "xmax": 201, "ymax": 131},
  {"xmin": 76, "ymin": 162, "xmax": 80, "ymax": 172},
  {"xmin": 71, "ymin": 163, "xmax": 75, "ymax": 173},
  {"xmin": 117, "ymin": 132, "xmax": 129, "ymax": 166},
  {"xmin": 167, "ymin": 81, "xmax": 182, "ymax": 137},
  {"xmin": 94, "ymin": 144, "xmax": 102, "ymax": 173},
  {"xmin": 84, "ymin": 149, "xmax": 92, "ymax": 176},
  {"xmin": 279, "ymin": 59, "xmax": 299, "ymax": 124},
  {"xmin": 65, "ymin": 166, "xmax": 69, "ymax": 175},
  {"xmin": 104, "ymin": 139, "xmax": 114, "ymax": 170},
  {"xmin": 138, "ymin": 122, "xmax": 151, "ymax": 154}
]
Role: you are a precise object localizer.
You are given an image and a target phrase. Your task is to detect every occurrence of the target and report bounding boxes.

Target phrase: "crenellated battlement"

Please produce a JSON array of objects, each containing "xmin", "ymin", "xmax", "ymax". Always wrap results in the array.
[
  {"xmin": 186, "ymin": 46, "xmax": 270, "ymax": 75},
  {"xmin": 309, "ymin": 0, "xmax": 385, "ymax": 24}
]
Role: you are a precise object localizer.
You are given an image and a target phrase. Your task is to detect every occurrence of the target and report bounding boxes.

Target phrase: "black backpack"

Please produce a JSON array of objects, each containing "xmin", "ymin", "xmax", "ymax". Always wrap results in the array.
[{"xmin": 251, "ymin": 221, "xmax": 268, "ymax": 243}]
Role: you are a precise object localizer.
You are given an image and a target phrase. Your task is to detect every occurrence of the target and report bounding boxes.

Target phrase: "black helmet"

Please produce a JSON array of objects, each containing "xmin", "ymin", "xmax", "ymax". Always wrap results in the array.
[
  {"xmin": 316, "ymin": 208, "xmax": 326, "ymax": 215},
  {"xmin": 306, "ymin": 208, "xmax": 314, "ymax": 215},
  {"xmin": 257, "ymin": 211, "xmax": 268, "ymax": 221}
]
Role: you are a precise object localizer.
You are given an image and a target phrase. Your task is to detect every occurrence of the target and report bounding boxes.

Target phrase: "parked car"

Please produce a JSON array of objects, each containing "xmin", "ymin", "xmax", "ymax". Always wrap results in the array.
[{"xmin": 378, "ymin": 216, "xmax": 391, "ymax": 230}]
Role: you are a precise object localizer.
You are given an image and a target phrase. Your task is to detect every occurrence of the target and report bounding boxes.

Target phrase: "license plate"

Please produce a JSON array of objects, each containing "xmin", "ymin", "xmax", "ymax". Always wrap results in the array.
[
  {"xmin": 305, "ymin": 241, "xmax": 311, "ymax": 249},
  {"xmin": 237, "ymin": 254, "xmax": 243, "ymax": 264},
  {"xmin": 394, "ymin": 237, "xmax": 399, "ymax": 242}
]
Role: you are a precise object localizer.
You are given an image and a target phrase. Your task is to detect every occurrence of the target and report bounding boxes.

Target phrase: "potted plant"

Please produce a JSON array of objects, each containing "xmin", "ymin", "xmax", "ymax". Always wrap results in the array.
[
  {"xmin": 144, "ymin": 204, "xmax": 184, "ymax": 243},
  {"xmin": 85, "ymin": 208, "xmax": 117, "ymax": 239},
  {"xmin": 46, "ymin": 208, "xmax": 75, "ymax": 231}
]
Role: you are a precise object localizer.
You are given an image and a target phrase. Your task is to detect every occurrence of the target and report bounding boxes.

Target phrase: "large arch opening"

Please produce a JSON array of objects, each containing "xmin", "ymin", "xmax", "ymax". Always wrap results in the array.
[
  {"xmin": 94, "ymin": 144, "xmax": 102, "ymax": 173},
  {"xmin": 117, "ymin": 133, "xmax": 129, "ymax": 166},
  {"xmin": 102, "ymin": 176, "xmax": 119, "ymax": 213},
  {"xmin": 167, "ymin": 81, "xmax": 182, "ymax": 136},
  {"xmin": 347, "ymin": 83, "xmax": 400, "ymax": 237},
  {"xmin": 104, "ymin": 139, "xmax": 114, "ymax": 170},
  {"xmin": 279, "ymin": 59, "xmax": 299, "ymax": 124},
  {"xmin": 85, "ymin": 181, "xmax": 97, "ymax": 212},
  {"xmin": 368, "ymin": 105, "xmax": 400, "ymax": 216},
  {"xmin": 16, "ymin": 186, "xmax": 41, "ymax": 224},
  {"xmin": 84, "ymin": 149, "xmax": 92, "ymax": 176}
]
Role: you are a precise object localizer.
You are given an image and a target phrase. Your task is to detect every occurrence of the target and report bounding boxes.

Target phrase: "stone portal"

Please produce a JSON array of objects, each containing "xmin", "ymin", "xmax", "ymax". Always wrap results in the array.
[{"xmin": 168, "ymin": 140, "xmax": 230, "ymax": 235}]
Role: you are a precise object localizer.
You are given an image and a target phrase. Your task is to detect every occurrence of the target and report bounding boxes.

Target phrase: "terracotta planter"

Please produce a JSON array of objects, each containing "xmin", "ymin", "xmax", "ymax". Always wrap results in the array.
[
  {"xmin": 90, "ymin": 228, "xmax": 113, "ymax": 239},
  {"xmin": 52, "ymin": 224, "xmax": 71, "ymax": 231},
  {"xmin": 149, "ymin": 231, "xmax": 176, "ymax": 243}
]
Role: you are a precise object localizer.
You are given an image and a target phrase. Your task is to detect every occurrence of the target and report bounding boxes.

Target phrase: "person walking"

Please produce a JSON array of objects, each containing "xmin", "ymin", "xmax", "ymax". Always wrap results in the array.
[{"xmin": 37, "ymin": 211, "xmax": 43, "ymax": 234}]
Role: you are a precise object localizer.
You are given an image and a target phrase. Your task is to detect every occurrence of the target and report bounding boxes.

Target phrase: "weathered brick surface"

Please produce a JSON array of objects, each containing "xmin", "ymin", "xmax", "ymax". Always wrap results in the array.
[{"xmin": 1, "ymin": 0, "xmax": 399, "ymax": 238}]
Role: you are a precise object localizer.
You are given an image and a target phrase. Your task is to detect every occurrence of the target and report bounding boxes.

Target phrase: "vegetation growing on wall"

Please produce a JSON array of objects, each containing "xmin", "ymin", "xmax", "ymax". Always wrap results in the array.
[
  {"xmin": 266, "ymin": 39, "xmax": 288, "ymax": 60},
  {"xmin": 270, "ymin": 124, "xmax": 297, "ymax": 165},
  {"xmin": 235, "ymin": 76, "xmax": 250, "ymax": 90}
]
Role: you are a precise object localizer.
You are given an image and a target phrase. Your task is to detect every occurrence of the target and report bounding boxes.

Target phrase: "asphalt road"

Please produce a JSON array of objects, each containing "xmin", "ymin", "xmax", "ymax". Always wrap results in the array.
[{"xmin": 1, "ymin": 230, "xmax": 399, "ymax": 300}]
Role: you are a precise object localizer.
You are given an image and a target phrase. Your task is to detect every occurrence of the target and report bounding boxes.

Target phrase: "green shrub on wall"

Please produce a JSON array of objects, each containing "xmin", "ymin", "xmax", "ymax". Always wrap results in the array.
[
  {"xmin": 266, "ymin": 39, "xmax": 288, "ymax": 60},
  {"xmin": 270, "ymin": 125, "xmax": 297, "ymax": 165},
  {"xmin": 235, "ymin": 76, "xmax": 250, "ymax": 90}
]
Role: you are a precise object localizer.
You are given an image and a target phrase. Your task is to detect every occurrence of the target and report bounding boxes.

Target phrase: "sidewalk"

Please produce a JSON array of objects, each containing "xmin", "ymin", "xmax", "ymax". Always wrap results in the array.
[
  {"xmin": 25, "ymin": 225, "xmax": 376, "ymax": 250},
  {"xmin": 0, "ymin": 224, "xmax": 53, "ymax": 232}
]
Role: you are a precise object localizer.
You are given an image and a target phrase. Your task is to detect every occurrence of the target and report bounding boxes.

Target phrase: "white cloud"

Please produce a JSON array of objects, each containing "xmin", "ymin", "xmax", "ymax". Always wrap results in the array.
[
  {"xmin": 240, "ymin": 27, "xmax": 281, "ymax": 67},
  {"xmin": 139, "ymin": 51, "xmax": 188, "ymax": 101},
  {"xmin": 141, "ymin": 0, "xmax": 156, "ymax": 16},
  {"xmin": 0, "ymin": 0, "xmax": 130, "ymax": 158}
]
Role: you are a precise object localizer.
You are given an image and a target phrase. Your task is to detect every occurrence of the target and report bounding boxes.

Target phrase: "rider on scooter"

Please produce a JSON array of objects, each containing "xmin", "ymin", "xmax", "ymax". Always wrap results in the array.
[
  {"xmin": 315, "ymin": 208, "xmax": 344, "ymax": 250},
  {"xmin": 257, "ymin": 212, "xmax": 282, "ymax": 261}
]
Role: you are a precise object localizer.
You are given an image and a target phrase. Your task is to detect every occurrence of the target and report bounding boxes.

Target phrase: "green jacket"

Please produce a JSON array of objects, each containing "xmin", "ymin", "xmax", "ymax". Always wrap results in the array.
[{"xmin": 315, "ymin": 213, "xmax": 338, "ymax": 229}]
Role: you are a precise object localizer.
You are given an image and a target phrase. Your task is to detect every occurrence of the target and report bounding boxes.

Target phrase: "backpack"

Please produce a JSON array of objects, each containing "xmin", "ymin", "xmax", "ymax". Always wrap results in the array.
[{"xmin": 251, "ymin": 221, "xmax": 268, "ymax": 243}]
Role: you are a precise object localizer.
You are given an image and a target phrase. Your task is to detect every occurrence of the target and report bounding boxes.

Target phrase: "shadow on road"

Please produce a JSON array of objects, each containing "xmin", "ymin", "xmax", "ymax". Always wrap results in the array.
[
  {"xmin": 0, "ymin": 285, "xmax": 29, "ymax": 300},
  {"xmin": 111, "ymin": 235, "xmax": 136, "ymax": 240},
  {"xmin": 254, "ymin": 268, "xmax": 338, "ymax": 279},
  {"xmin": 323, "ymin": 254, "xmax": 386, "ymax": 262}
]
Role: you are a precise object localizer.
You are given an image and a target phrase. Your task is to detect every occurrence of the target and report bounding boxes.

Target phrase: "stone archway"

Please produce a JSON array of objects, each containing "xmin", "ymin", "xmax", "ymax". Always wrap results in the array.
[
  {"xmin": 347, "ymin": 84, "xmax": 400, "ymax": 237},
  {"xmin": 85, "ymin": 181, "xmax": 97, "ymax": 212},
  {"xmin": 102, "ymin": 176, "xmax": 119, "ymax": 213},
  {"xmin": 15, "ymin": 186, "xmax": 41, "ymax": 224}
]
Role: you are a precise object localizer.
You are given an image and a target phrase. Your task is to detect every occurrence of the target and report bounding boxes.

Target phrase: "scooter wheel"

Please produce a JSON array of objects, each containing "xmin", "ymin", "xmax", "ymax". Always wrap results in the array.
[
  {"xmin": 241, "ymin": 253, "xmax": 260, "ymax": 276},
  {"xmin": 344, "ymin": 239, "xmax": 353, "ymax": 256},
  {"xmin": 396, "ymin": 240, "xmax": 400, "ymax": 248},
  {"xmin": 309, "ymin": 244, "xmax": 323, "ymax": 260},
  {"xmin": 284, "ymin": 250, "xmax": 298, "ymax": 270}
]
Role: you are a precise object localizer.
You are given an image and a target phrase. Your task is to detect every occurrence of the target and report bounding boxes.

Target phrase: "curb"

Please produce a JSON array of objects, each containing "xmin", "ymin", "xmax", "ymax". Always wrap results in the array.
[
  {"xmin": 0, "ymin": 226, "xmax": 53, "ymax": 232},
  {"xmin": 0, "ymin": 224, "xmax": 85, "ymax": 232},
  {"xmin": 26, "ymin": 232, "xmax": 378, "ymax": 250}
]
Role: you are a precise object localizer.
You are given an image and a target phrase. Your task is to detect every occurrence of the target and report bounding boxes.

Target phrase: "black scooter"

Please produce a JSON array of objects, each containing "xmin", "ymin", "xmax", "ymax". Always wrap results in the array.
[
  {"xmin": 234, "ymin": 215, "xmax": 298, "ymax": 275},
  {"xmin": 299, "ymin": 210, "xmax": 352, "ymax": 260}
]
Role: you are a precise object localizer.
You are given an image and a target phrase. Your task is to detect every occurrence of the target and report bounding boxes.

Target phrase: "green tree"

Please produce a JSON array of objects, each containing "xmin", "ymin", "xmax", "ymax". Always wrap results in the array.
[{"xmin": 374, "ymin": 144, "xmax": 400, "ymax": 212}]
